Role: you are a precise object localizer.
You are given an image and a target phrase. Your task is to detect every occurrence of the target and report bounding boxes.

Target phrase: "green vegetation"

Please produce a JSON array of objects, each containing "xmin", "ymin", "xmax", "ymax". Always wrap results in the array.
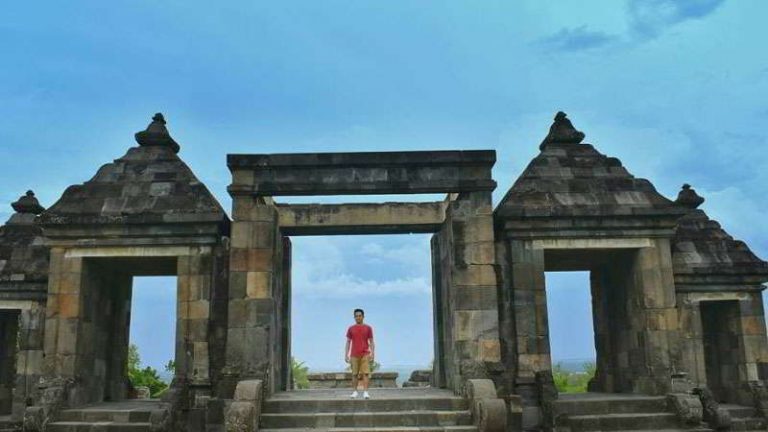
[
  {"xmin": 127, "ymin": 344, "xmax": 170, "ymax": 398},
  {"xmin": 292, "ymin": 357, "xmax": 310, "ymax": 389},
  {"xmin": 552, "ymin": 362, "xmax": 596, "ymax": 393}
]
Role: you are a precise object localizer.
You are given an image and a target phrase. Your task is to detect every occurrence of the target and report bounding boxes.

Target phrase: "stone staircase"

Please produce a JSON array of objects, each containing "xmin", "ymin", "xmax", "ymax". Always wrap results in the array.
[
  {"xmin": 46, "ymin": 400, "xmax": 165, "ymax": 432},
  {"xmin": 0, "ymin": 416, "xmax": 20, "ymax": 432},
  {"xmin": 552, "ymin": 393, "xmax": 711, "ymax": 432},
  {"xmin": 721, "ymin": 404, "xmax": 767, "ymax": 431},
  {"xmin": 260, "ymin": 388, "xmax": 476, "ymax": 432}
]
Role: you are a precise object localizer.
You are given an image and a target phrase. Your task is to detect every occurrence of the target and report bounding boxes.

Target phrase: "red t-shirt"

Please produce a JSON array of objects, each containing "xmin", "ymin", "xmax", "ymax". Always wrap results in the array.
[{"xmin": 346, "ymin": 324, "xmax": 373, "ymax": 357}]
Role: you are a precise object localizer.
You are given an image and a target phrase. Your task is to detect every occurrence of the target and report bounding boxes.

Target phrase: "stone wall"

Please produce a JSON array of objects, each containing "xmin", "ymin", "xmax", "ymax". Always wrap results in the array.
[
  {"xmin": 0, "ymin": 302, "xmax": 45, "ymax": 421},
  {"xmin": 677, "ymin": 291, "xmax": 768, "ymax": 404},
  {"xmin": 0, "ymin": 310, "xmax": 19, "ymax": 415}
]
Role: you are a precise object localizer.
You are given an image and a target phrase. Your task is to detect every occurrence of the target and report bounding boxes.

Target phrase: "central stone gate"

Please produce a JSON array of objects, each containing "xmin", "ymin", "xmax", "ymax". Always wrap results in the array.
[{"xmin": 225, "ymin": 150, "xmax": 503, "ymax": 394}]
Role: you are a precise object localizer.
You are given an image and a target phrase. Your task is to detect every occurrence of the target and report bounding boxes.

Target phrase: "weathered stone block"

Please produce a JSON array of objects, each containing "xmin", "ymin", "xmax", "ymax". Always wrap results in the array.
[
  {"xmin": 247, "ymin": 249, "xmax": 273, "ymax": 271},
  {"xmin": 454, "ymin": 310, "xmax": 499, "ymax": 341},
  {"xmin": 184, "ymin": 300, "xmax": 210, "ymax": 320},
  {"xmin": 233, "ymin": 379, "xmax": 263, "ymax": 402},
  {"xmin": 454, "ymin": 264, "xmax": 497, "ymax": 286},
  {"xmin": 246, "ymin": 272, "xmax": 271, "ymax": 299},
  {"xmin": 454, "ymin": 285, "xmax": 498, "ymax": 310},
  {"xmin": 228, "ymin": 271, "xmax": 247, "ymax": 300},
  {"xmin": 229, "ymin": 248, "xmax": 249, "ymax": 272}
]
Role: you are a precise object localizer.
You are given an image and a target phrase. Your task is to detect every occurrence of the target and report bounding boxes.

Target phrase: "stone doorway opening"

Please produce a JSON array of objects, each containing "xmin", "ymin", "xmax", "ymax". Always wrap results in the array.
[
  {"xmin": 0, "ymin": 310, "xmax": 20, "ymax": 415},
  {"xmin": 75, "ymin": 256, "xmax": 179, "ymax": 403},
  {"xmin": 700, "ymin": 300, "xmax": 742, "ymax": 402},
  {"xmin": 128, "ymin": 276, "xmax": 178, "ymax": 397},
  {"xmin": 543, "ymin": 248, "xmax": 640, "ymax": 394},
  {"xmin": 289, "ymin": 234, "xmax": 435, "ymax": 389},
  {"xmin": 544, "ymin": 271, "xmax": 595, "ymax": 392}
]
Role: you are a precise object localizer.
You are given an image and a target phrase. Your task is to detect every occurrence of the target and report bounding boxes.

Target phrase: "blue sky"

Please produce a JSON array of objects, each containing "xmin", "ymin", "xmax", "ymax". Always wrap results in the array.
[{"xmin": 2, "ymin": 1, "xmax": 767, "ymax": 372}]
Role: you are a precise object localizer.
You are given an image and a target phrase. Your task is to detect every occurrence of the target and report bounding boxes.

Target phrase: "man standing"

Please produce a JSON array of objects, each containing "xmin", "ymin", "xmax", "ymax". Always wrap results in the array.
[{"xmin": 345, "ymin": 308, "xmax": 375, "ymax": 399}]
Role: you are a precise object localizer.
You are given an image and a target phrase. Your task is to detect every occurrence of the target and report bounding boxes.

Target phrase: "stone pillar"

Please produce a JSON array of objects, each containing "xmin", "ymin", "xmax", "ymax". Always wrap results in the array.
[
  {"xmin": 676, "ymin": 292, "xmax": 707, "ymax": 387},
  {"xmin": 177, "ymin": 249, "xmax": 215, "ymax": 387},
  {"xmin": 105, "ymin": 275, "xmax": 132, "ymax": 401},
  {"xmin": 628, "ymin": 239, "xmax": 678, "ymax": 394},
  {"xmin": 225, "ymin": 196, "xmax": 283, "ymax": 395},
  {"xmin": 42, "ymin": 249, "xmax": 85, "ymax": 402},
  {"xmin": 431, "ymin": 235, "xmax": 447, "ymax": 388},
  {"xmin": 505, "ymin": 239, "xmax": 548, "ymax": 401},
  {"xmin": 738, "ymin": 293, "xmax": 768, "ymax": 386},
  {"xmin": 439, "ymin": 192, "xmax": 502, "ymax": 393},
  {"xmin": 12, "ymin": 303, "xmax": 45, "ymax": 420}
]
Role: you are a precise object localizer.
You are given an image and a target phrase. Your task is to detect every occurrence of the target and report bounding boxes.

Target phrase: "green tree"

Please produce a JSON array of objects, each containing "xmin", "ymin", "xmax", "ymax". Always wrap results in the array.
[
  {"xmin": 127, "ymin": 344, "xmax": 169, "ymax": 398},
  {"xmin": 292, "ymin": 357, "xmax": 310, "ymax": 389},
  {"xmin": 552, "ymin": 362, "xmax": 596, "ymax": 393}
]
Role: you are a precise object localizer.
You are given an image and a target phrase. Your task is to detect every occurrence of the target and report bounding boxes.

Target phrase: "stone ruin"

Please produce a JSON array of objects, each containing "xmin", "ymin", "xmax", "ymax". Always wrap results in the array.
[{"xmin": 0, "ymin": 111, "xmax": 766, "ymax": 432}]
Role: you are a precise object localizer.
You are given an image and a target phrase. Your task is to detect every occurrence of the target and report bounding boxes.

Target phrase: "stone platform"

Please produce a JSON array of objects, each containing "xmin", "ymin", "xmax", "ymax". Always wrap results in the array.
[{"xmin": 307, "ymin": 372, "xmax": 398, "ymax": 389}]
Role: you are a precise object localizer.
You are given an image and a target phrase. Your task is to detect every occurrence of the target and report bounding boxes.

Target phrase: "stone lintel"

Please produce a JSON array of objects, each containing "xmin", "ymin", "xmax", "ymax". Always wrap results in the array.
[
  {"xmin": 277, "ymin": 201, "xmax": 447, "ymax": 235},
  {"xmin": 499, "ymin": 213, "xmax": 681, "ymax": 237},
  {"xmin": 0, "ymin": 285, "xmax": 47, "ymax": 302},
  {"xmin": 0, "ymin": 300, "xmax": 38, "ymax": 310},
  {"xmin": 532, "ymin": 238, "xmax": 653, "ymax": 250},
  {"xmin": 228, "ymin": 150, "xmax": 496, "ymax": 168},
  {"xmin": 64, "ymin": 245, "xmax": 211, "ymax": 258},
  {"xmin": 227, "ymin": 150, "xmax": 496, "ymax": 196},
  {"xmin": 679, "ymin": 291, "xmax": 753, "ymax": 302},
  {"xmin": 673, "ymin": 282, "xmax": 766, "ymax": 293}
]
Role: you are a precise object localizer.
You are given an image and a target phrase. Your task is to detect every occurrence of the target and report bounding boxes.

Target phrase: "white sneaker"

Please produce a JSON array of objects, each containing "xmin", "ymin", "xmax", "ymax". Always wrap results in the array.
[
  {"xmin": 363, "ymin": 391, "xmax": 370, "ymax": 399},
  {"xmin": 349, "ymin": 391, "xmax": 358, "ymax": 399}
]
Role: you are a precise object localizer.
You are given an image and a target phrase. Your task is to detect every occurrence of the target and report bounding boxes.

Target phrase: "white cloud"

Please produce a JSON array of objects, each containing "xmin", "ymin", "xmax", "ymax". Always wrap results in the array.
[
  {"xmin": 291, "ymin": 236, "xmax": 433, "ymax": 298},
  {"xmin": 293, "ymin": 272, "xmax": 431, "ymax": 298}
]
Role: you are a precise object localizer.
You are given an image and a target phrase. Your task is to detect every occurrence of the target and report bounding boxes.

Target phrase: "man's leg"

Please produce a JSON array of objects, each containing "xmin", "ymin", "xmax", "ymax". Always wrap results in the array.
[
  {"xmin": 350, "ymin": 357, "xmax": 360, "ymax": 398},
  {"xmin": 361, "ymin": 356, "xmax": 371, "ymax": 398}
]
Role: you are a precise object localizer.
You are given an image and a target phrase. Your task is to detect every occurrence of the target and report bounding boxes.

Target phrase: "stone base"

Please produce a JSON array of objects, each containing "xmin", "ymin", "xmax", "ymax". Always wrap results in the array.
[{"xmin": 307, "ymin": 372, "xmax": 398, "ymax": 389}]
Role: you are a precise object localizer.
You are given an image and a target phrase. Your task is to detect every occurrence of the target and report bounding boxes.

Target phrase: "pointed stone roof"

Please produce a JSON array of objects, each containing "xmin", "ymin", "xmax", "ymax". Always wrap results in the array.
[
  {"xmin": 495, "ymin": 112, "xmax": 686, "ymax": 233},
  {"xmin": 0, "ymin": 191, "xmax": 49, "ymax": 299},
  {"xmin": 38, "ymin": 114, "xmax": 229, "ymax": 243},
  {"xmin": 671, "ymin": 184, "xmax": 768, "ymax": 289}
]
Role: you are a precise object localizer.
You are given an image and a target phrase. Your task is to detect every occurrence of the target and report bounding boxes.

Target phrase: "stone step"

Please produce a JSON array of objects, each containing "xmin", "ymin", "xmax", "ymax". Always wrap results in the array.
[
  {"xmin": 260, "ymin": 410, "xmax": 472, "ymax": 428},
  {"xmin": 567, "ymin": 412, "xmax": 680, "ymax": 431},
  {"xmin": 724, "ymin": 406, "xmax": 757, "ymax": 419},
  {"xmin": 553, "ymin": 395, "xmax": 668, "ymax": 416},
  {"xmin": 731, "ymin": 417, "xmax": 767, "ymax": 431},
  {"xmin": 259, "ymin": 427, "xmax": 477, "ymax": 432},
  {"xmin": 263, "ymin": 397, "xmax": 468, "ymax": 414},
  {"xmin": 46, "ymin": 421, "xmax": 150, "ymax": 432},
  {"xmin": 57, "ymin": 409, "xmax": 152, "ymax": 423},
  {"xmin": 606, "ymin": 429, "xmax": 712, "ymax": 432}
]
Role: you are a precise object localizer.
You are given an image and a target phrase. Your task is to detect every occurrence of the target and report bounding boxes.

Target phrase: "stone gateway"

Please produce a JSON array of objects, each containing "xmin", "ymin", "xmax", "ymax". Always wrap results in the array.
[{"xmin": 0, "ymin": 112, "xmax": 766, "ymax": 431}]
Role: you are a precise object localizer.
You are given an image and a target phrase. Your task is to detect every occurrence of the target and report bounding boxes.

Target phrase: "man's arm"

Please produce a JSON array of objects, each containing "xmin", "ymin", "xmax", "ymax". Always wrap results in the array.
[
  {"xmin": 368, "ymin": 337, "xmax": 375, "ymax": 361},
  {"xmin": 344, "ymin": 338, "xmax": 351, "ymax": 363}
]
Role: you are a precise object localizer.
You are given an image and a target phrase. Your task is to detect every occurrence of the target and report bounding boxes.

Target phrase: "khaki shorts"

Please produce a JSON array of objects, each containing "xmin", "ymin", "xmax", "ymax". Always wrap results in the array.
[{"xmin": 350, "ymin": 356, "xmax": 370, "ymax": 377}]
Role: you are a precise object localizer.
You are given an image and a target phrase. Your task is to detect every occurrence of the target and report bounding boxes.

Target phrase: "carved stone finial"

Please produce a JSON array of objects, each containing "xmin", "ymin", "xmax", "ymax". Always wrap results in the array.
[
  {"xmin": 11, "ymin": 190, "xmax": 45, "ymax": 214},
  {"xmin": 134, "ymin": 112, "xmax": 180, "ymax": 153},
  {"xmin": 539, "ymin": 111, "xmax": 586, "ymax": 150},
  {"xmin": 675, "ymin": 183, "xmax": 705, "ymax": 209}
]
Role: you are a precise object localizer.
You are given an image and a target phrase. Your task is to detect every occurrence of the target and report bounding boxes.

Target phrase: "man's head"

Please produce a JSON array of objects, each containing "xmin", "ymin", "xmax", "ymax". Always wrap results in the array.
[{"xmin": 353, "ymin": 308, "xmax": 364, "ymax": 324}]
